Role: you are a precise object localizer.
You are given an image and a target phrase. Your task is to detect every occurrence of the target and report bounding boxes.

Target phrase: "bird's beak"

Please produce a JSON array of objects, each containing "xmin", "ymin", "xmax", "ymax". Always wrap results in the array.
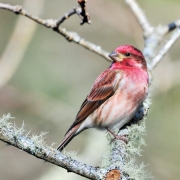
[{"xmin": 109, "ymin": 51, "xmax": 122, "ymax": 62}]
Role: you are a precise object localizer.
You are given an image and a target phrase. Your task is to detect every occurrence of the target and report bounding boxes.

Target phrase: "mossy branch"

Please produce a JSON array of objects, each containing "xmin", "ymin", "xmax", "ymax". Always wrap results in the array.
[
  {"xmin": 0, "ymin": 114, "xmax": 106, "ymax": 180},
  {"xmin": 100, "ymin": 99, "xmax": 152, "ymax": 180},
  {"xmin": 0, "ymin": 106, "xmax": 152, "ymax": 180}
]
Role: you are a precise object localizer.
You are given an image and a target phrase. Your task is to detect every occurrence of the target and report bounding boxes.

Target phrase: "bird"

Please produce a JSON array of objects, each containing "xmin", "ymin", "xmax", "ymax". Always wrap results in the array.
[{"xmin": 57, "ymin": 45, "xmax": 149, "ymax": 151}]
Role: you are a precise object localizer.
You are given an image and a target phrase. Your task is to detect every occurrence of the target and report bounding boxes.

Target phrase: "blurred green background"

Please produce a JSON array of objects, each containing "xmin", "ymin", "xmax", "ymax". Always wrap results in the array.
[{"xmin": 0, "ymin": 0, "xmax": 180, "ymax": 179}]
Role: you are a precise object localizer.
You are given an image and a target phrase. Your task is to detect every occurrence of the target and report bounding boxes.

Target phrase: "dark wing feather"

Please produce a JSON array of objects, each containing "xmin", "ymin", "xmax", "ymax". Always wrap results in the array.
[{"xmin": 65, "ymin": 69, "xmax": 119, "ymax": 135}]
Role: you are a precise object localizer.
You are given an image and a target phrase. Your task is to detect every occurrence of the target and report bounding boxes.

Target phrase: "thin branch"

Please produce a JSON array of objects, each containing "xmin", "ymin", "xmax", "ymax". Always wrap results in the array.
[
  {"xmin": 56, "ymin": 8, "xmax": 77, "ymax": 26},
  {"xmin": 0, "ymin": 3, "xmax": 21, "ymax": 13},
  {"xmin": 55, "ymin": 6, "xmax": 91, "ymax": 26},
  {"xmin": 124, "ymin": 0, "xmax": 180, "ymax": 65},
  {"xmin": 166, "ymin": 20, "xmax": 180, "ymax": 34},
  {"xmin": 0, "ymin": 114, "xmax": 105, "ymax": 180},
  {"xmin": 0, "ymin": 3, "xmax": 110, "ymax": 61},
  {"xmin": 0, "ymin": 2, "xmax": 179, "ymax": 64},
  {"xmin": 77, "ymin": 0, "xmax": 91, "ymax": 25},
  {"xmin": 143, "ymin": 23, "xmax": 180, "ymax": 63},
  {"xmin": 124, "ymin": 0, "xmax": 180, "ymax": 64},
  {"xmin": 124, "ymin": 0, "xmax": 154, "ymax": 37},
  {"xmin": 147, "ymin": 20, "xmax": 180, "ymax": 39},
  {"xmin": 56, "ymin": 0, "xmax": 91, "ymax": 26},
  {"xmin": 143, "ymin": 26, "xmax": 167, "ymax": 62},
  {"xmin": 57, "ymin": 28, "xmax": 110, "ymax": 61},
  {"xmin": 149, "ymin": 28, "xmax": 180, "ymax": 69},
  {"xmin": 0, "ymin": 3, "xmax": 53, "ymax": 27}
]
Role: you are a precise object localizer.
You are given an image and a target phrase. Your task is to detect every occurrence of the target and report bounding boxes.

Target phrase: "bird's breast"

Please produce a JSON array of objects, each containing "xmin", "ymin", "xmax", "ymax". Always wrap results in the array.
[{"xmin": 92, "ymin": 70, "xmax": 148, "ymax": 129}]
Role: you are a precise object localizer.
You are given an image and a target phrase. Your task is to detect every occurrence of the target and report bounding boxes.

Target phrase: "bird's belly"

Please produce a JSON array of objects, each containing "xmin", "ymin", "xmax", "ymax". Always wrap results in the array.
[
  {"xmin": 77, "ymin": 81, "xmax": 147, "ymax": 134},
  {"xmin": 96, "ymin": 97, "xmax": 135, "ymax": 128},
  {"xmin": 92, "ymin": 89, "xmax": 146, "ymax": 129}
]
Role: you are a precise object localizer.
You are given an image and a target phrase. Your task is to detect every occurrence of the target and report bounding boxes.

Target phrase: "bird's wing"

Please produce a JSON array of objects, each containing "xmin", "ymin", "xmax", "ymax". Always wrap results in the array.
[{"xmin": 65, "ymin": 69, "xmax": 121, "ymax": 135}]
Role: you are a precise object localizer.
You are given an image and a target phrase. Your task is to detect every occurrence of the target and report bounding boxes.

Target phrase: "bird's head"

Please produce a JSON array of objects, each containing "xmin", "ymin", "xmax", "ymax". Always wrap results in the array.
[{"xmin": 109, "ymin": 45, "xmax": 147, "ymax": 70}]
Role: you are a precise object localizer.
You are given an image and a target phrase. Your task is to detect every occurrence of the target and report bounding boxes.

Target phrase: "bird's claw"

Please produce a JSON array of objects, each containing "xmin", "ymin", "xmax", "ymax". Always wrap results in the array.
[
  {"xmin": 107, "ymin": 127, "xmax": 128, "ymax": 144},
  {"xmin": 110, "ymin": 135, "xmax": 128, "ymax": 144}
]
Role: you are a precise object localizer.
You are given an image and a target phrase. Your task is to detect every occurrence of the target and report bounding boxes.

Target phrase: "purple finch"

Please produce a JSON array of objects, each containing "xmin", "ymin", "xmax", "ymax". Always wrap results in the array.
[{"xmin": 57, "ymin": 45, "xmax": 149, "ymax": 151}]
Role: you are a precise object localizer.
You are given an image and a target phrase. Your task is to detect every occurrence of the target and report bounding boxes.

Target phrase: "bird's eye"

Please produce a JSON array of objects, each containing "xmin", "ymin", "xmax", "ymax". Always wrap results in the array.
[{"xmin": 125, "ymin": 52, "xmax": 131, "ymax": 56}]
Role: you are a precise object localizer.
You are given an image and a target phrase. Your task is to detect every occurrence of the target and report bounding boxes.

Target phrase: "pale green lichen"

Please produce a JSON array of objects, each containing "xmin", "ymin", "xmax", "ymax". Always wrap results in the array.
[
  {"xmin": 121, "ymin": 121, "xmax": 153, "ymax": 180},
  {"xmin": 31, "ymin": 131, "xmax": 48, "ymax": 147},
  {"xmin": 0, "ymin": 114, "xmax": 50, "ymax": 151},
  {"xmin": 0, "ymin": 113, "xmax": 14, "ymax": 131},
  {"xmin": 0, "ymin": 114, "xmax": 74, "ymax": 154},
  {"xmin": 13, "ymin": 121, "xmax": 26, "ymax": 137},
  {"xmin": 63, "ymin": 149, "xmax": 78, "ymax": 159},
  {"xmin": 101, "ymin": 120, "xmax": 152, "ymax": 180},
  {"xmin": 101, "ymin": 98, "xmax": 153, "ymax": 180},
  {"xmin": 122, "ymin": 157, "xmax": 152, "ymax": 180},
  {"xmin": 125, "ymin": 120, "xmax": 147, "ymax": 157},
  {"xmin": 0, "ymin": 110, "xmax": 152, "ymax": 180}
]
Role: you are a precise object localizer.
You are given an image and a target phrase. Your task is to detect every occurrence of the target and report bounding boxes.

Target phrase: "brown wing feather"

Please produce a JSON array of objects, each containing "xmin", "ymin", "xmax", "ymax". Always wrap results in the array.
[
  {"xmin": 76, "ymin": 86, "xmax": 114, "ymax": 122},
  {"xmin": 65, "ymin": 69, "xmax": 119, "ymax": 135}
]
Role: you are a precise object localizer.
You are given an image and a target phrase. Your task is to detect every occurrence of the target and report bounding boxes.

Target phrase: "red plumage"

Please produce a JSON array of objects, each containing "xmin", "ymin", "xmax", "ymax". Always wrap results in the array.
[{"xmin": 57, "ymin": 45, "xmax": 149, "ymax": 151}]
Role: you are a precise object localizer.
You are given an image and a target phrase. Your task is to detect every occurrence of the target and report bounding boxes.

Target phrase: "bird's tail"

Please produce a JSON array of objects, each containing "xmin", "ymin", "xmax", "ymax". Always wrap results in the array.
[{"xmin": 57, "ymin": 125, "xmax": 80, "ymax": 151}]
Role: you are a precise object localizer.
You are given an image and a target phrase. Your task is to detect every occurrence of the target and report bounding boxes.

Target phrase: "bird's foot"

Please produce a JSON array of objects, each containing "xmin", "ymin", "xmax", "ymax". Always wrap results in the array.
[
  {"xmin": 106, "ymin": 128, "xmax": 128, "ymax": 144},
  {"xmin": 110, "ymin": 134, "xmax": 128, "ymax": 144}
]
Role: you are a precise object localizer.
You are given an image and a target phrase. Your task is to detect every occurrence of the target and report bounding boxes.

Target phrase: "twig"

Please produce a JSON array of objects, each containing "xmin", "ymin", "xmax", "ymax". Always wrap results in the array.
[
  {"xmin": 55, "ymin": 0, "xmax": 91, "ymax": 26},
  {"xmin": 57, "ymin": 28, "xmax": 110, "ymax": 61},
  {"xmin": 55, "ymin": 6, "xmax": 91, "ymax": 26},
  {"xmin": 124, "ymin": 0, "xmax": 154, "ymax": 37},
  {"xmin": 77, "ymin": 0, "xmax": 91, "ymax": 25},
  {"xmin": 0, "ymin": 114, "xmax": 105, "ymax": 180},
  {"xmin": 124, "ymin": 0, "xmax": 180, "ymax": 64},
  {"xmin": 150, "ymin": 28, "xmax": 180, "ymax": 69},
  {"xmin": 125, "ymin": 0, "xmax": 180, "ymax": 66},
  {"xmin": 143, "ymin": 26, "xmax": 167, "ymax": 62},
  {"xmin": 166, "ymin": 20, "xmax": 180, "ymax": 34},
  {"xmin": 0, "ymin": 3, "xmax": 110, "ymax": 61},
  {"xmin": 0, "ymin": 3, "xmax": 52, "ymax": 27},
  {"xmin": 56, "ymin": 8, "xmax": 77, "ymax": 26}
]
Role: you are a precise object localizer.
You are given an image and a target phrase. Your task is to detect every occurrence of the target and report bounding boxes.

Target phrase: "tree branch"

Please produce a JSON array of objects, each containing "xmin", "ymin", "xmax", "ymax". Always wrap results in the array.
[
  {"xmin": 56, "ymin": 8, "xmax": 77, "ymax": 26},
  {"xmin": 56, "ymin": 1, "xmax": 91, "ymax": 27},
  {"xmin": 77, "ymin": 0, "xmax": 91, "ymax": 25},
  {"xmin": 124, "ymin": 0, "xmax": 154, "ymax": 37},
  {"xmin": 0, "ymin": 114, "xmax": 105, "ymax": 180},
  {"xmin": 150, "ymin": 28, "xmax": 180, "ymax": 69},
  {"xmin": 124, "ymin": 0, "xmax": 180, "ymax": 65},
  {"xmin": 0, "ymin": 3, "xmax": 110, "ymax": 62},
  {"xmin": 166, "ymin": 20, "xmax": 180, "ymax": 34}
]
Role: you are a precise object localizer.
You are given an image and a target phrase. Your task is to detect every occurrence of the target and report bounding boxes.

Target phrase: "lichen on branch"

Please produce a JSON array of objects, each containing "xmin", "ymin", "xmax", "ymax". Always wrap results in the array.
[{"xmin": 0, "ymin": 114, "xmax": 104, "ymax": 180}]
